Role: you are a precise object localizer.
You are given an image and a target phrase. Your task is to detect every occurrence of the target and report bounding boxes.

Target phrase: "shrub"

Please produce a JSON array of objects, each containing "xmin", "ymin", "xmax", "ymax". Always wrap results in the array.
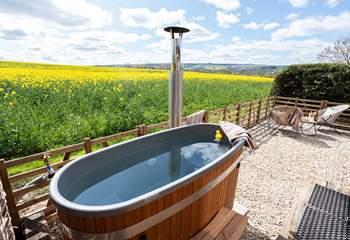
[{"xmin": 271, "ymin": 63, "xmax": 350, "ymax": 102}]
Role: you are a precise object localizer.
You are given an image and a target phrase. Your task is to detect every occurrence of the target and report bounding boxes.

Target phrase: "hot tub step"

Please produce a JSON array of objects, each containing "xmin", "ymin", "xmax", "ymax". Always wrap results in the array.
[{"xmin": 191, "ymin": 207, "xmax": 248, "ymax": 240}]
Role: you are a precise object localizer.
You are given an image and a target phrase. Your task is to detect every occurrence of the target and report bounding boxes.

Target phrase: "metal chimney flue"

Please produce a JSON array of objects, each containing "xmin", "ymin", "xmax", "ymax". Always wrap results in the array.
[{"xmin": 164, "ymin": 26, "xmax": 190, "ymax": 128}]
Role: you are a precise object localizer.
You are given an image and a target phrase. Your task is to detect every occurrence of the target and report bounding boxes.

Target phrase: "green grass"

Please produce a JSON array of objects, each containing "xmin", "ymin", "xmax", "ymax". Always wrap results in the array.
[{"xmin": 0, "ymin": 62, "xmax": 273, "ymax": 168}]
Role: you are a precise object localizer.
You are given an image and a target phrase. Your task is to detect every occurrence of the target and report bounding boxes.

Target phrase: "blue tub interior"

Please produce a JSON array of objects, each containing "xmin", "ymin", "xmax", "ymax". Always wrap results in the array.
[{"xmin": 57, "ymin": 125, "xmax": 233, "ymax": 206}]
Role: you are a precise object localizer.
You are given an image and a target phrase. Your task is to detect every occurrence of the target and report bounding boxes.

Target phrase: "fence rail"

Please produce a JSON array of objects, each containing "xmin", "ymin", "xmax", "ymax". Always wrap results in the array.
[{"xmin": 0, "ymin": 96, "xmax": 349, "ymax": 238}]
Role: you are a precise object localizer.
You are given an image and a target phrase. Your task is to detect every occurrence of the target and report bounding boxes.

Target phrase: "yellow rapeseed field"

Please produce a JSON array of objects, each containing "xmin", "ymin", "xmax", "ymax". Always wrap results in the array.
[{"xmin": 0, "ymin": 61, "xmax": 273, "ymax": 158}]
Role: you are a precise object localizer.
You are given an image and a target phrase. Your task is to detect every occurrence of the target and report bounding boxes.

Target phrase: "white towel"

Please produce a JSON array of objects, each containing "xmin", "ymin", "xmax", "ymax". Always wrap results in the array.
[{"xmin": 219, "ymin": 121, "xmax": 258, "ymax": 150}]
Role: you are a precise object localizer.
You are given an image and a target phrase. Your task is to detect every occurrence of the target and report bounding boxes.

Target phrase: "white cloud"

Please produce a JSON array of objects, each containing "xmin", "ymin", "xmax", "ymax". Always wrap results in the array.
[
  {"xmin": 287, "ymin": 13, "xmax": 299, "ymax": 20},
  {"xmin": 192, "ymin": 16, "xmax": 206, "ymax": 21},
  {"xmin": 209, "ymin": 38, "xmax": 327, "ymax": 65},
  {"xmin": 289, "ymin": 0, "xmax": 342, "ymax": 8},
  {"xmin": 120, "ymin": 8, "xmax": 219, "ymax": 44},
  {"xmin": 216, "ymin": 11, "xmax": 239, "ymax": 28},
  {"xmin": 68, "ymin": 31, "xmax": 151, "ymax": 50},
  {"xmin": 246, "ymin": 7, "xmax": 254, "ymax": 16},
  {"xmin": 198, "ymin": 0, "xmax": 240, "ymax": 11},
  {"xmin": 119, "ymin": 8, "xmax": 186, "ymax": 29},
  {"xmin": 232, "ymin": 36, "xmax": 241, "ymax": 42},
  {"xmin": 263, "ymin": 22, "xmax": 281, "ymax": 30},
  {"xmin": 325, "ymin": 0, "xmax": 342, "ymax": 8},
  {"xmin": 186, "ymin": 22, "xmax": 220, "ymax": 42},
  {"xmin": 243, "ymin": 21, "xmax": 280, "ymax": 31},
  {"xmin": 272, "ymin": 11, "xmax": 350, "ymax": 40},
  {"xmin": 0, "ymin": 0, "xmax": 112, "ymax": 29},
  {"xmin": 289, "ymin": 0, "xmax": 311, "ymax": 7},
  {"xmin": 243, "ymin": 22, "xmax": 261, "ymax": 30},
  {"xmin": 154, "ymin": 22, "xmax": 220, "ymax": 44},
  {"xmin": 0, "ymin": 13, "xmax": 53, "ymax": 40}
]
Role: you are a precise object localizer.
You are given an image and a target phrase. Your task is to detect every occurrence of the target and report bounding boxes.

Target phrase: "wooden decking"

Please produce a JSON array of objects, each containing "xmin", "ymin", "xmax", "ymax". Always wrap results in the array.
[{"xmin": 191, "ymin": 207, "xmax": 248, "ymax": 240}]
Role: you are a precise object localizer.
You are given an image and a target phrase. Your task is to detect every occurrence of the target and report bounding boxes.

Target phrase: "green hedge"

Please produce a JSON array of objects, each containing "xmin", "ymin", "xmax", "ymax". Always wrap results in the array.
[{"xmin": 271, "ymin": 64, "xmax": 350, "ymax": 102}]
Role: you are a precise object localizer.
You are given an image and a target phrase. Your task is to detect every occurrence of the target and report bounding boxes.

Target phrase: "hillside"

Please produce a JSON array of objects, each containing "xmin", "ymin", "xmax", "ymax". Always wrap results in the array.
[{"xmin": 101, "ymin": 63, "xmax": 285, "ymax": 76}]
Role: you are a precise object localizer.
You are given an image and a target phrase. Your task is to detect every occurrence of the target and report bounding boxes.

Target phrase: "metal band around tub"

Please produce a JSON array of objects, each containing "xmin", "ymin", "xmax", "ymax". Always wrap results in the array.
[{"xmin": 60, "ymin": 155, "xmax": 242, "ymax": 240}]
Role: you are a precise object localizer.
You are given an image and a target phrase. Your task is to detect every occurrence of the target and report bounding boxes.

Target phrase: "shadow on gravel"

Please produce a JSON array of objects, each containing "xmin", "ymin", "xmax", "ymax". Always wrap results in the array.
[
  {"xmin": 318, "ymin": 128, "xmax": 350, "ymax": 139},
  {"xmin": 248, "ymin": 122, "xmax": 280, "ymax": 147},
  {"xmin": 280, "ymin": 131, "xmax": 332, "ymax": 148},
  {"xmin": 241, "ymin": 224, "xmax": 272, "ymax": 240}
]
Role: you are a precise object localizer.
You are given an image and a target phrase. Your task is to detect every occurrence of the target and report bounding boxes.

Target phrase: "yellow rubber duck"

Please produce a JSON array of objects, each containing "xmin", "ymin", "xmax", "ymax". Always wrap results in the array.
[{"xmin": 215, "ymin": 130, "xmax": 223, "ymax": 142}]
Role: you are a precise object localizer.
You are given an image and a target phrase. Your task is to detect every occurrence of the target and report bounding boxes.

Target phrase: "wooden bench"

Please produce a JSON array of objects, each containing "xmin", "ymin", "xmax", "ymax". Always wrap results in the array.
[{"xmin": 191, "ymin": 207, "xmax": 248, "ymax": 240}]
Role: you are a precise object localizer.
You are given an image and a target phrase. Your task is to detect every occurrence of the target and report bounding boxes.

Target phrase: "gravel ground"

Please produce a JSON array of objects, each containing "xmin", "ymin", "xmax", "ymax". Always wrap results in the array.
[{"xmin": 237, "ymin": 121, "xmax": 350, "ymax": 239}]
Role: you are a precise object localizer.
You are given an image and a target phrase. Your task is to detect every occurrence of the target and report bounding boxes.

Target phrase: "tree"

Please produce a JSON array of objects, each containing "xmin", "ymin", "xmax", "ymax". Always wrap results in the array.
[{"xmin": 318, "ymin": 36, "xmax": 350, "ymax": 66}]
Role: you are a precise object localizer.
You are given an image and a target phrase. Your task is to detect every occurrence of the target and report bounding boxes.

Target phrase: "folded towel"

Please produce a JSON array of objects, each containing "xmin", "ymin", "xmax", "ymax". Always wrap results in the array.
[
  {"xmin": 219, "ymin": 121, "xmax": 258, "ymax": 150},
  {"xmin": 185, "ymin": 110, "xmax": 206, "ymax": 125},
  {"xmin": 289, "ymin": 108, "xmax": 303, "ymax": 130}
]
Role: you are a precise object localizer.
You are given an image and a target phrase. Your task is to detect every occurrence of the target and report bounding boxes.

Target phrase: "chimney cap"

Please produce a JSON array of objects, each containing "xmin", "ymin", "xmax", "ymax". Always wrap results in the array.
[{"xmin": 164, "ymin": 26, "xmax": 190, "ymax": 34}]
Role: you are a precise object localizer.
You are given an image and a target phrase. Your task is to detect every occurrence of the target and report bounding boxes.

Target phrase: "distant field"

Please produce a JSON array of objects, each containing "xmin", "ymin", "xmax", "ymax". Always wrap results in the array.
[{"xmin": 0, "ymin": 61, "xmax": 273, "ymax": 158}]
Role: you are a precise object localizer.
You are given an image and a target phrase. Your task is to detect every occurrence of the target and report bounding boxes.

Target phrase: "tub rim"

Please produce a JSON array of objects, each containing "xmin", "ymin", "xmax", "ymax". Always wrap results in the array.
[{"xmin": 49, "ymin": 123, "xmax": 245, "ymax": 217}]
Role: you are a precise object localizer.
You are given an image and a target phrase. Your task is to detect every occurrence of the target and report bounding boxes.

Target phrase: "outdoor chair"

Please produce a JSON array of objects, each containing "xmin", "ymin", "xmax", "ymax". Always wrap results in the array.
[
  {"xmin": 268, "ymin": 106, "xmax": 303, "ymax": 132},
  {"xmin": 301, "ymin": 104, "xmax": 349, "ymax": 135}
]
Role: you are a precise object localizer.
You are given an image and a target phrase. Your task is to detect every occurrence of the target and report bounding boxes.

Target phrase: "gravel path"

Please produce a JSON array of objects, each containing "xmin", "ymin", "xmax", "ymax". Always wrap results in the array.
[{"xmin": 237, "ymin": 121, "xmax": 350, "ymax": 239}]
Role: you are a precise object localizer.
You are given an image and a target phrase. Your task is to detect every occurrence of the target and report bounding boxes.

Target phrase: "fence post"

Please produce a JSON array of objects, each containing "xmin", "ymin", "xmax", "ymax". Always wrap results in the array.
[
  {"xmin": 203, "ymin": 111, "xmax": 209, "ymax": 123},
  {"xmin": 236, "ymin": 103, "xmax": 241, "ymax": 125},
  {"xmin": 62, "ymin": 152, "xmax": 71, "ymax": 161},
  {"xmin": 84, "ymin": 137, "xmax": 92, "ymax": 154},
  {"xmin": 0, "ymin": 159, "xmax": 25, "ymax": 240},
  {"xmin": 248, "ymin": 100, "xmax": 253, "ymax": 128},
  {"xmin": 265, "ymin": 98, "xmax": 270, "ymax": 119},
  {"xmin": 295, "ymin": 97, "xmax": 299, "ymax": 107},
  {"xmin": 257, "ymin": 99, "xmax": 262, "ymax": 124},
  {"xmin": 143, "ymin": 124, "xmax": 149, "ymax": 135},
  {"xmin": 223, "ymin": 107, "xmax": 228, "ymax": 121},
  {"xmin": 273, "ymin": 96, "xmax": 277, "ymax": 107},
  {"xmin": 321, "ymin": 100, "xmax": 328, "ymax": 109},
  {"xmin": 137, "ymin": 124, "xmax": 148, "ymax": 136}
]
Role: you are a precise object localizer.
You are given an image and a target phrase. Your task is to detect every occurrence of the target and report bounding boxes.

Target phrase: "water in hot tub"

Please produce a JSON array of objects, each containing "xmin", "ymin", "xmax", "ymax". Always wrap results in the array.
[{"xmin": 65, "ymin": 141, "xmax": 231, "ymax": 206}]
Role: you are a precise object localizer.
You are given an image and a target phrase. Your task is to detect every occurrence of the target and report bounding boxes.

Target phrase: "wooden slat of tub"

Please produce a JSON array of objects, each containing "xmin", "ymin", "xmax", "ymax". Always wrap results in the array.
[
  {"xmin": 225, "ymin": 168, "xmax": 239, "ymax": 209},
  {"xmin": 198, "ymin": 170, "xmax": 214, "ymax": 231},
  {"xmin": 169, "ymin": 187, "xmax": 184, "ymax": 240},
  {"xmin": 83, "ymin": 217, "xmax": 96, "ymax": 234},
  {"xmin": 94, "ymin": 216, "xmax": 105, "ymax": 233},
  {"xmin": 141, "ymin": 198, "xmax": 159, "ymax": 240},
  {"xmin": 66, "ymin": 213, "xmax": 85, "ymax": 232},
  {"xmin": 179, "ymin": 181, "xmax": 194, "ymax": 240},
  {"xmin": 58, "ymin": 211, "xmax": 69, "ymax": 226},
  {"xmin": 190, "ymin": 174, "xmax": 206, "ymax": 236},
  {"xmin": 209, "ymin": 167, "xmax": 221, "ymax": 223},
  {"xmin": 156, "ymin": 191, "xmax": 172, "ymax": 240},
  {"xmin": 220, "ymin": 170, "xmax": 230, "ymax": 211},
  {"xmin": 213, "ymin": 162, "xmax": 226, "ymax": 213},
  {"xmin": 103, "ymin": 216, "xmax": 115, "ymax": 233},
  {"xmin": 125, "ymin": 207, "xmax": 142, "ymax": 228}
]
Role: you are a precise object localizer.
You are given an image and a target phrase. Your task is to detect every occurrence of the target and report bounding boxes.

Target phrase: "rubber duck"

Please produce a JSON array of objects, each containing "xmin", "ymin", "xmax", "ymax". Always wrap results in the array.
[{"xmin": 215, "ymin": 130, "xmax": 223, "ymax": 143}]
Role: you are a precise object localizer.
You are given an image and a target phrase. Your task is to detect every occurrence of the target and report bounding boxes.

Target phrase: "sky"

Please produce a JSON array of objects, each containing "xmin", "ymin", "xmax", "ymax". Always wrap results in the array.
[{"xmin": 0, "ymin": 0, "xmax": 349, "ymax": 65}]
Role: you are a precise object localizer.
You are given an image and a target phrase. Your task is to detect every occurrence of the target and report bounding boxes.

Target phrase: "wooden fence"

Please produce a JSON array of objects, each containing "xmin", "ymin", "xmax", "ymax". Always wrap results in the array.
[
  {"xmin": 0, "ymin": 179, "xmax": 15, "ymax": 240},
  {"xmin": 274, "ymin": 96, "xmax": 350, "ymax": 128},
  {"xmin": 0, "ymin": 96, "xmax": 349, "ymax": 239}
]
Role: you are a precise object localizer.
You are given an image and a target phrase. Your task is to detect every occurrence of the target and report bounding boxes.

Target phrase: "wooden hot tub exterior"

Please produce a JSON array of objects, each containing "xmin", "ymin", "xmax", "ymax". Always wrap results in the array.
[{"xmin": 50, "ymin": 124, "xmax": 244, "ymax": 240}]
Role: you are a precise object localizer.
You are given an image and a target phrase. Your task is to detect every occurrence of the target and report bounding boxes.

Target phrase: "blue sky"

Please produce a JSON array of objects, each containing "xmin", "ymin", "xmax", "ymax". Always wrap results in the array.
[{"xmin": 0, "ymin": 0, "xmax": 349, "ymax": 65}]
